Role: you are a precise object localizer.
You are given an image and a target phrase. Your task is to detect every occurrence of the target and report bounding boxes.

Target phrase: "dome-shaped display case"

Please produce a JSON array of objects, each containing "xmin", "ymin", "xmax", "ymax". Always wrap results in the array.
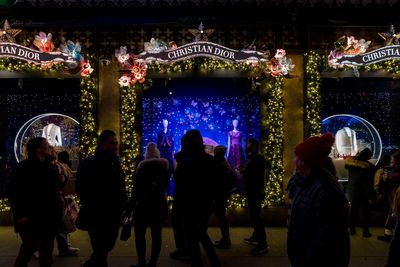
[
  {"xmin": 321, "ymin": 114, "xmax": 382, "ymax": 179},
  {"xmin": 14, "ymin": 113, "xmax": 80, "ymax": 170}
]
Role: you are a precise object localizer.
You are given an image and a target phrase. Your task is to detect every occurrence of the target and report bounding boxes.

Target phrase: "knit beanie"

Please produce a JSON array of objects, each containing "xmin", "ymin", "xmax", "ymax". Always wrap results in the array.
[
  {"xmin": 295, "ymin": 133, "xmax": 335, "ymax": 166},
  {"xmin": 145, "ymin": 142, "xmax": 160, "ymax": 159}
]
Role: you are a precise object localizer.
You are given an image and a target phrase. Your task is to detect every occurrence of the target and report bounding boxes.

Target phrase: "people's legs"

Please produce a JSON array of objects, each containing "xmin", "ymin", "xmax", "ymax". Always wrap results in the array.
[
  {"xmin": 171, "ymin": 205, "xmax": 187, "ymax": 254},
  {"xmin": 349, "ymin": 202, "xmax": 359, "ymax": 233},
  {"xmin": 247, "ymin": 196, "xmax": 266, "ymax": 245},
  {"xmin": 134, "ymin": 220, "xmax": 148, "ymax": 266},
  {"xmin": 15, "ymin": 228, "xmax": 38, "ymax": 267},
  {"xmin": 148, "ymin": 220, "xmax": 163, "ymax": 267},
  {"xmin": 385, "ymin": 221, "xmax": 400, "ymax": 267},
  {"xmin": 184, "ymin": 218, "xmax": 203, "ymax": 267},
  {"xmin": 84, "ymin": 222, "xmax": 119, "ymax": 267},
  {"xmin": 361, "ymin": 201, "xmax": 371, "ymax": 235},
  {"xmin": 38, "ymin": 230, "xmax": 56, "ymax": 267},
  {"xmin": 214, "ymin": 199, "xmax": 230, "ymax": 242},
  {"xmin": 198, "ymin": 220, "xmax": 221, "ymax": 267},
  {"xmin": 55, "ymin": 232, "xmax": 70, "ymax": 252}
]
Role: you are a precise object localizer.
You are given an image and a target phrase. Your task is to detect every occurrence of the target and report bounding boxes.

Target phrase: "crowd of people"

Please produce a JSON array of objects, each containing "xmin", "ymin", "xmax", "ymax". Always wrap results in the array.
[{"xmin": 6, "ymin": 129, "xmax": 400, "ymax": 267}]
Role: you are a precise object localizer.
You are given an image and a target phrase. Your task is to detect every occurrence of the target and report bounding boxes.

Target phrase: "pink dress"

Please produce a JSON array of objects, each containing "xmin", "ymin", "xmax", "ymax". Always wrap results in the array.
[{"xmin": 227, "ymin": 131, "xmax": 245, "ymax": 170}]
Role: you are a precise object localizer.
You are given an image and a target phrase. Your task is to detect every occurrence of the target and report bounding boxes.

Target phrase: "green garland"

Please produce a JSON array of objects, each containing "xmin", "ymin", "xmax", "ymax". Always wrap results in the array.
[
  {"xmin": 305, "ymin": 51, "xmax": 322, "ymax": 137},
  {"xmin": 120, "ymin": 84, "xmax": 138, "ymax": 195},
  {"xmin": 262, "ymin": 76, "xmax": 285, "ymax": 206},
  {"xmin": 121, "ymin": 58, "xmax": 285, "ymax": 207},
  {"xmin": 79, "ymin": 74, "xmax": 98, "ymax": 158}
]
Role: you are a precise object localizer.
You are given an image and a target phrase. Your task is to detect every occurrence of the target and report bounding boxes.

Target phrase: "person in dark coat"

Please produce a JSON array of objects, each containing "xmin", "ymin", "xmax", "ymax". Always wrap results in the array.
[
  {"xmin": 172, "ymin": 129, "xmax": 221, "ymax": 267},
  {"xmin": 9, "ymin": 137, "xmax": 64, "ymax": 267},
  {"xmin": 241, "ymin": 138, "xmax": 268, "ymax": 255},
  {"xmin": 213, "ymin": 145, "xmax": 235, "ymax": 249},
  {"xmin": 345, "ymin": 148, "xmax": 377, "ymax": 237},
  {"xmin": 76, "ymin": 130, "xmax": 127, "ymax": 267},
  {"xmin": 128, "ymin": 142, "xmax": 169, "ymax": 267},
  {"xmin": 378, "ymin": 152, "xmax": 400, "ymax": 242},
  {"xmin": 287, "ymin": 133, "xmax": 350, "ymax": 267},
  {"xmin": 385, "ymin": 181, "xmax": 400, "ymax": 267}
]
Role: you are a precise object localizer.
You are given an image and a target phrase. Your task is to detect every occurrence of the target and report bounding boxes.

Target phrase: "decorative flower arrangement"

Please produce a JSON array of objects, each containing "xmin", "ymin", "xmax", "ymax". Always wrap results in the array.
[
  {"xmin": 115, "ymin": 46, "xmax": 130, "ymax": 64},
  {"xmin": 116, "ymin": 46, "xmax": 148, "ymax": 87},
  {"xmin": 25, "ymin": 31, "xmax": 93, "ymax": 74},
  {"xmin": 328, "ymin": 35, "xmax": 371, "ymax": 68},
  {"xmin": 267, "ymin": 49, "xmax": 295, "ymax": 77},
  {"xmin": 80, "ymin": 60, "xmax": 94, "ymax": 77},
  {"xmin": 33, "ymin": 32, "xmax": 55, "ymax": 52}
]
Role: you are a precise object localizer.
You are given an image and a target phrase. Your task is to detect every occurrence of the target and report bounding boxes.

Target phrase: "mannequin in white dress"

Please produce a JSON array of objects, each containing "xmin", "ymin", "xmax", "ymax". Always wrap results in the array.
[{"xmin": 42, "ymin": 123, "xmax": 62, "ymax": 147}]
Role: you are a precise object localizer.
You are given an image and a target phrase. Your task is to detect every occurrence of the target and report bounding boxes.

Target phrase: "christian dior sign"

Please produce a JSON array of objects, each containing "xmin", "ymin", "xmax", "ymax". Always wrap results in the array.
[
  {"xmin": 0, "ymin": 43, "xmax": 70, "ymax": 64},
  {"xmin": 138, "ymin": 41, "xmax": 266, "ymax": 63},
  {"xmin": 336, "ymin": 45, "xmax": 400, "ymax": 66}
]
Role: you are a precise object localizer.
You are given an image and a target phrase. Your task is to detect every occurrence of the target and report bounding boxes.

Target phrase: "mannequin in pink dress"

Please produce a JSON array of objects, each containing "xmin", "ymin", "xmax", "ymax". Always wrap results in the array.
[{"xmin": 227, "ymin": 119, "xmax": 245, "ymax": 171}]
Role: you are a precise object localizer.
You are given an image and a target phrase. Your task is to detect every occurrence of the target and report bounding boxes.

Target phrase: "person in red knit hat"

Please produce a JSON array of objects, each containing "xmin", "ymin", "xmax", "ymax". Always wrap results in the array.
[{"xmin": 287, "ymin": 133, "xmax": 350, "ymax": 267}]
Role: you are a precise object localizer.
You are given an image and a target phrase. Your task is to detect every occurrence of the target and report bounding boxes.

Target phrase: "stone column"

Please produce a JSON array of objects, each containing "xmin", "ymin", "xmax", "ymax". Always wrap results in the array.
[
  {"xmin": 282, "ymin": 54, "xmax": 304, "ymax": 195},
  {"xmin": 98, "ymin": 58, "xmax": 120, "ymax": 137}
]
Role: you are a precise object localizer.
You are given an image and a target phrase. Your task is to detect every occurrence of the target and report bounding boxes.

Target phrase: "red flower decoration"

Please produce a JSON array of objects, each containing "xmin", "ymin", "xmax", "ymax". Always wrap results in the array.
[
  {"xmin": 130, "ymin": 60, "xmax": 147, "ymax": 84},
  {"xmin": 267, "ymin": 58, "xmax": 283, "ymax": 77}
]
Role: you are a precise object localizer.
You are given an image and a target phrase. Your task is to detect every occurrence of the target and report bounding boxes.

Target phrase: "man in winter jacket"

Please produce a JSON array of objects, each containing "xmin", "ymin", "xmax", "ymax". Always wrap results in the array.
[
  {"xmin": 10, "ymin": 137, "xmax": 64, "ymax": 267},
  {"xmin": 287, "ymin": 133, "xmax": 350, "ymax": 267},
  {"xmin": 345, "ymin": 148, "xmax": 376, "ymax": 237},
  {"xmin": 241, "ymin": 138, "xmax": 268, "ymax": 255},
  {"xmin": 76, "ymin": 130, "xmax": 127, "ymax": 267}
]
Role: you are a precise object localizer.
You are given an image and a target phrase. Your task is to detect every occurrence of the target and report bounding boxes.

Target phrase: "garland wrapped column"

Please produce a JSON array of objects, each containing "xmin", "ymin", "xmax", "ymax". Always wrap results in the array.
[
  {"xmin": 305, "ymin": 51, "xmax": 322, "ymax": 137},
  {"xmin": 262, "ymin": 76, "xmax": 285, "ymax": 206},
  {"xmin": 120, "ymin": 85, "xmax": 140, "ymax": 194},
  {"xmin": 79, "ymin": 74, "xmax": 98, "ymax": 158}
]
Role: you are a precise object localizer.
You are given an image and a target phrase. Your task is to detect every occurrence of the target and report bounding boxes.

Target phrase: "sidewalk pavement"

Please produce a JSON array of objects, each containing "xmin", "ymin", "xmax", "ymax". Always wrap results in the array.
[{"xmin": 0, "ymin": 227, "xmax": 390, "ymax": 267}]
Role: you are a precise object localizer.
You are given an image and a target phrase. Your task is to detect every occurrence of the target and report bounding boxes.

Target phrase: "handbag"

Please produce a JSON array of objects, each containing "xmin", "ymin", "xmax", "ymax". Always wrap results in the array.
[{"xmin": 120, "ymin": 217, "xmax": 132, "ymax": 241}]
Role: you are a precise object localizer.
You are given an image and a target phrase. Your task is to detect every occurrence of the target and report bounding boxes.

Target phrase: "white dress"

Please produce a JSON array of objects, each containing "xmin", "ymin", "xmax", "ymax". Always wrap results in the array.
[{"xmin": 42, "ymin": 123, "xmax": 62, "ymax": 146}]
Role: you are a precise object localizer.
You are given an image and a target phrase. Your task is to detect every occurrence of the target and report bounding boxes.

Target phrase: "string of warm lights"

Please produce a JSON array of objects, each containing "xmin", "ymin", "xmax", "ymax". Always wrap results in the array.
[
  {"xmin": 120, "ymin": 83, "xmax": 142, "ymax": 195},
  {"xmin": 79, "ymin": 73, "xmax": 98, "ymax": 159},
  {"xmin": 305, "ymin": 51, "xmax": 322, "ymax": 137},
  {"xmin": 362, "ymin": 59, "xmax": 400, "ymax": 76},
  {"xmin": 261, "ymin": 76, "xmax": 285, "ymax": 206}
]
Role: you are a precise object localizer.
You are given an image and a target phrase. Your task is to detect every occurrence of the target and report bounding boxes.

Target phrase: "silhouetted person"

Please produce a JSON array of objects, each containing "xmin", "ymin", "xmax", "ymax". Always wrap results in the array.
[
  {"xmin": 173, "ymin": 130, "xmax": 221, "ymax": 267},
  {"xmin": 378, "ymin": 152, "xmax": 400, "ymax": 242},
  {"xmin": 213, "ymin": 145, "xmax": 235, "ymax": 249},
  {"xmin": 10, "ymin": 137, "xmax": 64, "ymax": 267},
  {"xmin": 345, "ymin": 148, "xmax": 376, "ymax": 237},
  {"xmin": 241, "ymin": 138, "xmax": 268, "ymax": 255},
  {"xmin": 55, "ymin": 150, "xmax": 80, "ymax": 256},
  {"xmin": 385, "ymin": 182, "xmax": 400, "ymax": 267},
  {"xmin": 76, "ymin": 130, "xmax": 127, "ymax": 267},
  {"xmin": 287, "ymin": 133, "xmax": 350, "ymax": 267},
  {"xmin": 128, "ymin": 143, "xmax": 169, "ymax": 267}
]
